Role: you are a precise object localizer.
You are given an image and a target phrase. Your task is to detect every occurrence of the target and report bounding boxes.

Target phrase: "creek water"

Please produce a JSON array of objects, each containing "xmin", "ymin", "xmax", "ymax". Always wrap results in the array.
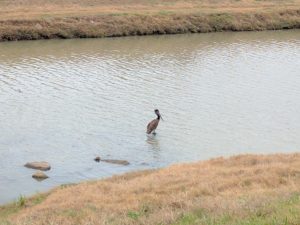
[{"xmin": 0, "ymin": 30, "xmax": 300, "ymax": 204}]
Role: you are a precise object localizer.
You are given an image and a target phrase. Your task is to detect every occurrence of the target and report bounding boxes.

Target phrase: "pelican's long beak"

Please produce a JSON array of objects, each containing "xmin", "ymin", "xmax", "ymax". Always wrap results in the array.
[{"xmin": 160, "ymin": 114, "xmax": 164, "ymax": 121}]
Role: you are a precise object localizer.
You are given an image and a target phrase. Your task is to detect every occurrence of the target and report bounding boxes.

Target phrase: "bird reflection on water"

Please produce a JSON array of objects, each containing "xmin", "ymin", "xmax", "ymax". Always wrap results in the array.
[{"xmin": 146, "ymin": 135, "xmax": 161, "ymax": 153}]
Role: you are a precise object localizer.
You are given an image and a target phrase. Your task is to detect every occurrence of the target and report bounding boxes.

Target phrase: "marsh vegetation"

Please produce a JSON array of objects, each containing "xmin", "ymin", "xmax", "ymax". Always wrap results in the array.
[{"xmin": 0, "ymin": 0, "xmax": 299, "ymax": 41}]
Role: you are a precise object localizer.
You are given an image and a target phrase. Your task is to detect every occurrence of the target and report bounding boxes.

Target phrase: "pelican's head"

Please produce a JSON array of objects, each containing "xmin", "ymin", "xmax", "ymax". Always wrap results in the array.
[{"xmin": 154, "ymin": 109, "xmax": 163, "ymax": 120}]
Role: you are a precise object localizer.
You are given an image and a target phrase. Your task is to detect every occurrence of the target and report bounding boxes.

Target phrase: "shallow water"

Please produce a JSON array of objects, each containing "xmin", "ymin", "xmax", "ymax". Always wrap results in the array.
[{"xmin": 0, "ymin": 30, "xmax": 300, "ymax": 204}]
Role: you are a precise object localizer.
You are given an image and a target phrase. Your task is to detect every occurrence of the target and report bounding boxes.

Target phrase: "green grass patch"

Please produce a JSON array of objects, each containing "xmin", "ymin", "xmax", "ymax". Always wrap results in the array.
[
  {"xmin": 0, "ymin": 193, "xmax": 48, "ymax": 224},
  {"xmin": 127, "ymin": 211, "xmax": 141, "ymax": 220},
  {"xmin": 174, "ymin": 193, "xmax": 300, "ymax": 225},
  {"xmin": 127, "ymin": 204, "xmax": 152, "ymax": 220}
]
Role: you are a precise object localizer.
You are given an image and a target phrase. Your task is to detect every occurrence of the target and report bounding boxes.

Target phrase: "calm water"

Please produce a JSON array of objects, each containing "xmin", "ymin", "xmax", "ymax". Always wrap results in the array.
[{"xmin": 0, "ymin": 30, "xmax": 300, "ymax": 204}]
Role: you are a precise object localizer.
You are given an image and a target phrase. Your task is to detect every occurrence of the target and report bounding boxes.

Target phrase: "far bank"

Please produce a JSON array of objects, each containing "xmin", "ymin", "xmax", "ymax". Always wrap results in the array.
[{"xmin": 0, "ymin": 0, "xmax": 300, "ymax": 41}]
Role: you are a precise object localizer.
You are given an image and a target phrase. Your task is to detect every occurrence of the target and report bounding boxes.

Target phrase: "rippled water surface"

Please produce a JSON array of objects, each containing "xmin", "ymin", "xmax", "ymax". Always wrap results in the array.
[{"xmin": 0, "ymin": 30, "xmax": 300, "ymax": 204}]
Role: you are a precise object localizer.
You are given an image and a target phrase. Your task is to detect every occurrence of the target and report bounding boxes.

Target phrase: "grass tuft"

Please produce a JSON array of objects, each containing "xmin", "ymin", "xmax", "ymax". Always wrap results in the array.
[{"xmin": 16, "ymin": 196, "xmax": 26, "ymax": 208}]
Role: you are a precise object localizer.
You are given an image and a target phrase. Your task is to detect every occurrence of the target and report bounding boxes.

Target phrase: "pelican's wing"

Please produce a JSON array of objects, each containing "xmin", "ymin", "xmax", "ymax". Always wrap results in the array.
[
  {"xmin": 147, "ymin": 119, "xmax": 158, "ymax": 134},
  {"xmin": 147, "ymin": 121, "xmax": 152, "ymax": 134}
]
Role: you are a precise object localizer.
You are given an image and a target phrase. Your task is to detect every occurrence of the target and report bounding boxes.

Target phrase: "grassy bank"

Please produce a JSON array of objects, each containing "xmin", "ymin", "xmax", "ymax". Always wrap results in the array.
[
  {"xmin": 0, "ymin": 0, "xmax": 299, "ymax": 41},
  {"xmin": 1, "ymin": 153, "xmax": 300, "ymax": 225}
]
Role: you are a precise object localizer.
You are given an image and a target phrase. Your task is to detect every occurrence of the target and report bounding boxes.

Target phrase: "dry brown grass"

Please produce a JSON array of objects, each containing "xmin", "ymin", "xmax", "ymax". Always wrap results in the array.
[
  {"xmin": 1, "ymin": 153, "xmax": 300, "ymax": 225},
  {"xmin": 0, "ymin": 0, "xmax": 299, "ymax": 41},
  {"xmin": 0, "ymin": 0, "xmax": 299, "ymax": 20}
]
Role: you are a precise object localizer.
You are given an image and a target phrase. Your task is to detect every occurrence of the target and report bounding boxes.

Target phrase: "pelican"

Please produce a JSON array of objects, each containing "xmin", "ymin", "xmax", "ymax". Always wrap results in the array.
[{"xmin": 147, "ymin": 109, "xmax": 163, "ymax": 135}]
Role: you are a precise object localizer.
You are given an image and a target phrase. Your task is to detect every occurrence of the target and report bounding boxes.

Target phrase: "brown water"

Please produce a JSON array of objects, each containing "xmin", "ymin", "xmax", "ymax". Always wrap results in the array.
[{"xmin": 0, "ymin": 30, "xmax": 300, "ymax": 204}]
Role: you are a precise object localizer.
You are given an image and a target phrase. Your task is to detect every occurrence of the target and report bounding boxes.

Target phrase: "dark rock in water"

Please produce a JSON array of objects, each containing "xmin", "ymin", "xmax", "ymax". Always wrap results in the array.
[
  {"xmin": 102, "ymin": 159, "xmax": 130, "ymax": 166},
  {"xmin": 32, "ymin": 171, "xmax": 49, "ymax": 181},
  {"xmin": 24, "ymin": 162, "xmax": 51, "ymax": 171},
  {"xmin": 93, "ymin": 156, "xmax": 129, "ymax": 165},
  {"xmin": 94, "ymin": 156, "xmax": 101, "ymax": 162}
]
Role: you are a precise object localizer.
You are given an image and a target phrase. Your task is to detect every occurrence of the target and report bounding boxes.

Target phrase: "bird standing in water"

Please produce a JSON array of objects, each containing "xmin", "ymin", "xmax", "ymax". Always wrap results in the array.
[{"xmin": 147, "ymin": 109, "xmax": 163, "ymax": 135}]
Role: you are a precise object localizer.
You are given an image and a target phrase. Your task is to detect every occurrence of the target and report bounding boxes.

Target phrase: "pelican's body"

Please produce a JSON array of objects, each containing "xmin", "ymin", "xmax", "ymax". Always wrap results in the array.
[{"xmin": 147, "ymin": 109, "xmax": 162, "ymax": 134}]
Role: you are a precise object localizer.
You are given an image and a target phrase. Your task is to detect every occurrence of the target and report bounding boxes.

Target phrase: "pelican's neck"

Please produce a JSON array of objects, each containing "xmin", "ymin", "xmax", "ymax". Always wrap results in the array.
[{"xmin": 156, "ymin": 114, "xmax": 160, "ymax": 120}]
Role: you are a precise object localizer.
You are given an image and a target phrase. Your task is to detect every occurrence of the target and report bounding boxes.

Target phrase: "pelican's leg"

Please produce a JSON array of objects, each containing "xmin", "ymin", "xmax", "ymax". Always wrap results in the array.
[{"xmin": 153, "ymin": 130, "xmax": 157, "ymax": 135}]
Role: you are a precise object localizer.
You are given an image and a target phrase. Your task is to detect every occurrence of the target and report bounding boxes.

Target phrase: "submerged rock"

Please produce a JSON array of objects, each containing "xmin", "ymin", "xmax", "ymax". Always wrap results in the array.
[
  {"xmin": 93, "ymin": 156, "xmax": 129, "ymax": 165},
  {"xmin": 24, "ymin": 162, "xmax": 51, "ymax": 171},
  {"xmin": 94, "ymin": 156, "xmax": 101, "ymax": 162},
  {"xmin": 32, "ymin": 171, "xmax": 49, "ymax": 181},
  {"xmin": 102, "ymin": 159, "xmax": 130, "ymax": 166}
]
